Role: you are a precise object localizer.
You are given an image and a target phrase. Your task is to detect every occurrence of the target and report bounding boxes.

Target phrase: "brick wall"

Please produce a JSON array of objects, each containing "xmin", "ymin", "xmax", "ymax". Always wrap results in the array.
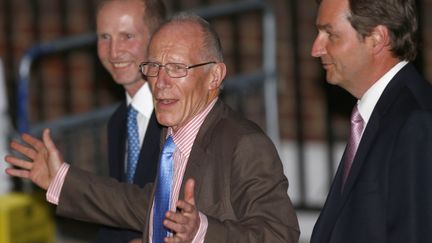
[{"xmin": 1, "ymin": 0, "xmax": 432, "ymax": 141}]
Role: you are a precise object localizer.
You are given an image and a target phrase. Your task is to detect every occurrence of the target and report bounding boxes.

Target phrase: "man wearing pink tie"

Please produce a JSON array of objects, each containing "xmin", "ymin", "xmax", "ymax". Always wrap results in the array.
[{"xmin": 310, "ymin": 0, "xmax": 432, "ymax": 242}]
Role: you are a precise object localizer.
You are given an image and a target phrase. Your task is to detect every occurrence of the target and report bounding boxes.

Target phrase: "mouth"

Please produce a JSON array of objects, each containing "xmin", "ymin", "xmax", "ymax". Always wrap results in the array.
[
  {"xmin": 321, "ymin": 62, "xmax": 333, "ymax": 70},
  {"xmin": 111, "ymin": 62, "xmax": 131, "ymax": 69},
  {"xmin": 156, "ymin": 98, "xmax": 178, "ymax": 108}
]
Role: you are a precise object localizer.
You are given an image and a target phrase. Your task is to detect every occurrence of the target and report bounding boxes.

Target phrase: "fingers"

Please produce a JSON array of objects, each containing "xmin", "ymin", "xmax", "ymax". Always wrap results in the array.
[
  {"xmin": 21, "ymin": 133, "xmax": 45, "ymax": 151},
  {"xmin": 4, "ymin": 155, "xmax": 33, "ymax": 170},
  {"xmin": 164, "ymin": 235, "xmax": 180, "ymax": 243},
  {"xmin": 5, "ymin": 167, "xmax": 30, "ymax": 179},
  {"xmin": 4, "ymin": 129, "xmax": 57, "ymax": 190},
  {"xmin": 9, "ymin": 140, "xmax": 37, "ymax": 160},
  {"xmin": 163, "ymin": 178, "xmax": 200, "ymax": 242},
  {"xmin": 165, "ymin": 211, "xmax": 189, "ymax": 225},
  {"xmin": 163, "ymin": 207, "xmax": 200, "ymax": 242},
  {"xmin": 164, "ymin": 178, "xmax": 196, "ymax": 229},
  {"xmin": 163, "ymin": 212, "xmax": 189, "ymax": 241},
  {"xmin": 183, "ymin": 178, "xmax": 196, "ymax": 206},
  {"xmin": 164, "ymin": 211, "xmax": 181, "ymax": 233},
  {"xmin": 176, "ymin": 200, "xmax": 195, "ymax": 214},
  {"xmin": 9, "ymin": 132, "xmax": 47, "ymax": 160},
  {"xmin": 164, "ymin": 200, "xmax": 198, "ymax": 234}
]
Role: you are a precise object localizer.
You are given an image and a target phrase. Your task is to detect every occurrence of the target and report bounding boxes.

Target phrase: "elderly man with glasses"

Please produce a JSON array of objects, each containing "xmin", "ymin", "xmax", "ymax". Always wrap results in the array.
[{"xmin": 5, "ymin": 12, "xmax": 299, "ymax": 243}]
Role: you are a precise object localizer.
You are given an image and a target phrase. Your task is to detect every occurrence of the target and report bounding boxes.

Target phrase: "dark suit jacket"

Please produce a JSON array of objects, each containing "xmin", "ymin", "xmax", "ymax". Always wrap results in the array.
[
  {"xmin": 57, "ymin": 100, "xmax": 300, "ymax": 243},
  {"xmin": 95, "ymin": 102, "xmax": 162, "ymax": 243},
  {"xmin": 311, "ymin": 63, "xmax": 432, "ymax": 243}
]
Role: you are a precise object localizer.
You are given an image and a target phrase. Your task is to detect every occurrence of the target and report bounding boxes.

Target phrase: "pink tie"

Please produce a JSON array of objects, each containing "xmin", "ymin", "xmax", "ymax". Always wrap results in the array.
[{"xmin": 342, "ymin": 106, "xmax": 364, "ymax": 186}]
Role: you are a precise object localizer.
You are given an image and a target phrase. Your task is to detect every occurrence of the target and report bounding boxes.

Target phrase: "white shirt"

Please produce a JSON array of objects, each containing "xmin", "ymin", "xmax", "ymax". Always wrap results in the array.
[{"xmin": 357, "ymin": 61, "xmax": 408, "ymax": 129}]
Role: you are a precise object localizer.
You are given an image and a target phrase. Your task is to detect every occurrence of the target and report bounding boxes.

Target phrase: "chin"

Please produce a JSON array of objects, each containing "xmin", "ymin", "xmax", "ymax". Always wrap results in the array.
[
  {"xmin": 155, "ymin": 114, "xmax": 173, "ymax": 127},
  {"xmin": 325, "ymin": 74, "xmax": 339, "ymax": 85}
]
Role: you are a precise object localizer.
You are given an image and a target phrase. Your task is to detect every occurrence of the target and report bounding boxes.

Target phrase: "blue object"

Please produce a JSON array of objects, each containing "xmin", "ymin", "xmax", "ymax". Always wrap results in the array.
[
  {"xmin": 153, "ymin": 135, "xmax": 175, "ymax": 242},
  {"xmin": 126, "ymin": 106, "xmax": 140, "ymax": 183}
]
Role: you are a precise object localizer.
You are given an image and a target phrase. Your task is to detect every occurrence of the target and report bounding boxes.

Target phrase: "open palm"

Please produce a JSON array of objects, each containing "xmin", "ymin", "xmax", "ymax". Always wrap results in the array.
[{"xmin": 5, "ymin": 129, "xmax": 63, "ymax": 190}]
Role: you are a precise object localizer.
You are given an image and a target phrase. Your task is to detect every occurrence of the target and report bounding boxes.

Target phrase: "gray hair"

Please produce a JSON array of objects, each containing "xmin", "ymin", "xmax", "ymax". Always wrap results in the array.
[{"xmin": 162, "ymin": 12, "xmax": 224, "ymax": 62}]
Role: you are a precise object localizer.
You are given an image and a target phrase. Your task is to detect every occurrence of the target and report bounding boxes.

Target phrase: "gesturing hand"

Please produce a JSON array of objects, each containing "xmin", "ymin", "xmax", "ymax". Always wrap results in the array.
[
  {"xmin": 164, "ymin": 178, "xmax": 200, "ymax": 243},
  {"xmin": 4, "ymin": 128, "xmax": 64, "ymax": 190}
]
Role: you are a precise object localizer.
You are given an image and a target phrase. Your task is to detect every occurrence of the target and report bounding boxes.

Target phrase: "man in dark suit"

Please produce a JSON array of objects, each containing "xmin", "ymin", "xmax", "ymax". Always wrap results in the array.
[
  {"xmin": 94, "ymin": 0, "xmax": 165, "ymax": 242},
  {"xmin": 310, "ymin": 0, "xmax": 432, "ymax": 242},
  {"xmin": 5, "ymin": 13, "xmax": 300, "ymax": 242}
]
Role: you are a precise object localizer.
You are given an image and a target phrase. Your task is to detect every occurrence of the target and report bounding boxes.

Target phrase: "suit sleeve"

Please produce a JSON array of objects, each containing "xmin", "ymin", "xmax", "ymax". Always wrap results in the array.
[
  {"xmin": 56, "ymin": 167, "xmax": 152, "ymax": 232},
  {"xmin": 387, "ymin": 111, "xmax": 432, "ymax": 242},
  {"xmin": 204, "ymin": 132, "xmax": 300, "ymax": 243}
]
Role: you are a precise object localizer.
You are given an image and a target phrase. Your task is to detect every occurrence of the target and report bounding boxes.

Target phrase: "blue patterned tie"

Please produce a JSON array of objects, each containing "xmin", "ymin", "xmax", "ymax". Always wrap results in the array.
[
  {"xmin": 153, "ymin": 136, "xmax": 175, "ymax": 242},
  {"xmin": 126, "ymin": 105, "xmax": 140, "ymax": 183}
]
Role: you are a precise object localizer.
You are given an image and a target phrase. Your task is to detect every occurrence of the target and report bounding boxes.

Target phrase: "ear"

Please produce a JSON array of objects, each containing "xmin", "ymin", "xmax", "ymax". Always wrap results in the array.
[
  {"xmin": 208, "ymin": 62, "xmax": 226, "ymax": 91},
  {"xmin": 368, "ymin": 25, "xmax": 390, "ymax": 54}
]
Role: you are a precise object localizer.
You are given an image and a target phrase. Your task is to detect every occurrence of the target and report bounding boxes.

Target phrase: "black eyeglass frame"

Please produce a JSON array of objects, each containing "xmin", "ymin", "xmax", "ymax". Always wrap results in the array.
[{"xmin": 139, "ymin": 61, "xmax": 217, "ymax": 78}]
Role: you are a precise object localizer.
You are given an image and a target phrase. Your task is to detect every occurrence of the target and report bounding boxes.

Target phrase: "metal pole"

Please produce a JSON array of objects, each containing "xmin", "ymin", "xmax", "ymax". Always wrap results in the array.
[
  {"xmin": 262, "ymin": 3, "xmax": 280, "ymax": 147},
  {"xmin": 16, "ymin": 33, "xmax": 96, "ymax": 133}
]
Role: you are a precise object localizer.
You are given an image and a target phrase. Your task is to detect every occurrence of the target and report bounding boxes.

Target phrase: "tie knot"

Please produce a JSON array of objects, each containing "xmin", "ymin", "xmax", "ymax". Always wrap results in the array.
[
  {"xmin": 351, "ymin": 106, "xmax": 364, "ymax": 125},
  {"xmin": 128, "ymin": 105, "xmax": 138, "ymax": 119},
  {"xmin": 163, "ymin": 136, "xmax": 176, "ymax": 154}
]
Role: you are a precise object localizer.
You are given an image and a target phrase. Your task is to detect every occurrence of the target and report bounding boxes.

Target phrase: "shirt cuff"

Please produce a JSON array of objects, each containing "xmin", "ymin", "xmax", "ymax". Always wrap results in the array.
[
  {"xmin": 192, "ymin": 211, "xmax": 208, "ymax": 243},
  {"xmin": 46, "ymin": 163, "xmax": 70, "ymax": 205}
]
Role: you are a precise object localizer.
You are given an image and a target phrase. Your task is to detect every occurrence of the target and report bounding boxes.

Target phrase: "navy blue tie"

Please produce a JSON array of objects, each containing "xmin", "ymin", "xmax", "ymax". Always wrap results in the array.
[
  {"xmin": 126, "ymin": 105, "xmax": 140, "ymax": 183},
  {"xmin": 153, "ymin": 136, "xmax": 175, "ymax": 242}
]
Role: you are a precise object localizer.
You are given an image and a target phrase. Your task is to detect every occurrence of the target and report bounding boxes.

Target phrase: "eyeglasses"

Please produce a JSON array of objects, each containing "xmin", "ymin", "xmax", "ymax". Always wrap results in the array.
[{"xmin": 139, "ymin": 61, "xmax": 216, "ymax": 78}]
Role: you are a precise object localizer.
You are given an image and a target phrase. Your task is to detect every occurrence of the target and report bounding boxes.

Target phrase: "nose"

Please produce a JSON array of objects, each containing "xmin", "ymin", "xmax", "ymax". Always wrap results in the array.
[
  {"xmin": 154, "ymin": 67, "xmax": 173, "ymax": 89},
  {"xmin": 109, "ymin": 39, "xmax": 121, "ymax": 59},
  {"xmin": 311, "ymin": 34, "xmax": 326, "ymax": 58}
]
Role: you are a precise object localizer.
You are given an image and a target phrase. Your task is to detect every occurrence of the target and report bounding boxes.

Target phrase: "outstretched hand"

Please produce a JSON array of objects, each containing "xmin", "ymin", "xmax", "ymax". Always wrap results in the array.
[
  {"xmin": 4, "ymin": 128, "xmax": 64, "ymax": 190},
  {"xmin": 164, "ymin": 178, "xmax": 200, "ymax": 243}
]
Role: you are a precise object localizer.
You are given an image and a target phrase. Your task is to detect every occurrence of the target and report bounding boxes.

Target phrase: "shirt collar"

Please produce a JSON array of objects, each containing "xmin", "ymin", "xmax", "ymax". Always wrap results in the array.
[
  {"xmin": 357, "ymin": 61, "xmax": 408, "ymax": 124},
  {"xmin": 126, "ymin": 82, "xmax": 154, "ymax": 118},
  {"xmin": 167, "ymin": 98, "xmax": 218, "ymax": 157}
]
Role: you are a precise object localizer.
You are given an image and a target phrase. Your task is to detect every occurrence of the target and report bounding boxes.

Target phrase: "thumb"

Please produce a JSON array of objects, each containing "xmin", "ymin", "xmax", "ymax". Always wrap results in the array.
[
  {"xmin": 42, "ymin": 128, "xmax": 63, "ymax": 172},
  {"xmin": 184, "ymin": 178, "xmax": 196, "ymax": 205},
  {"xmin": 42, "ymin": 128, "xmax": 57, "ymax": 151}
]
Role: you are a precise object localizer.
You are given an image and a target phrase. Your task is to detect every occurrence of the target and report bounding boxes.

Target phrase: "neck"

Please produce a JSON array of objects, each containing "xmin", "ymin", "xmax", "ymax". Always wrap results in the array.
[{"xmin": 352, "ymin": 56, "xmax": 401, "ymax": 99}]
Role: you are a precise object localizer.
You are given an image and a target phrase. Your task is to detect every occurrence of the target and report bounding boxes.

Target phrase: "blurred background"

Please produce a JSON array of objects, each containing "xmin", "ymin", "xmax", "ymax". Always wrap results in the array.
[{"xmin": 0, "ymin": 0, "xmax": 432, "ymax": 242}]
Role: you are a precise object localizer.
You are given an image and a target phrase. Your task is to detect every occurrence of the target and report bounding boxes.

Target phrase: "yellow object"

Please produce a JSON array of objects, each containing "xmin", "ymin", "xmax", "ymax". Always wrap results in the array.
[{"xmin": 0, "ymin": 192, "xmax": 55, "ymax": 243}]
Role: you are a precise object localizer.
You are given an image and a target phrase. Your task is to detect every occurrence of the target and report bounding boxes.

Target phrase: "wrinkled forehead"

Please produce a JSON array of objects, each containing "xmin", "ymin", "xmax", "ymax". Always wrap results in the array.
[{"xmin": 147, "ymin": 22, "xmax": 204, "ymax": 62}]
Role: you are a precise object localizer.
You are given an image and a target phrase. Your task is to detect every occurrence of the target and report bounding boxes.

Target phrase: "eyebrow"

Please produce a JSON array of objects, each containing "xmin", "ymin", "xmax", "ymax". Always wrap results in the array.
[{"xmin": 316, "ymin": 23, "xmax": 333, "ymax": 31}]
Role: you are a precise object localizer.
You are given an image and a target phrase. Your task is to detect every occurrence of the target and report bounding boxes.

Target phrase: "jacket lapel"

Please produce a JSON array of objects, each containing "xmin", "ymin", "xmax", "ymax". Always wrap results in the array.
[
  {"xmin": 340, "ymin": 64, "xmax": 410, "ymax": 200},
  {"xmin": 179, "ymin": 100, "xmax": 224, "ymax": 201},
  {"xmin": 108, "ymin": 102, "xmax": 128, "ymax": 181},
  {"xmin": 340, "ymin": 113, "xmax": 380, "ymax": 197}
]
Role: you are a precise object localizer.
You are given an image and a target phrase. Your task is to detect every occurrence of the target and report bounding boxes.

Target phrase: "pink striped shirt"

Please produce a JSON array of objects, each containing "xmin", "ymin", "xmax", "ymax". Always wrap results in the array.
[
  {"xmin": 148, "ymin": 98, "xmax": 216, "ymax": 242},
  {"xmin": 47, "ymin": 98, "xmax": 218, "ymax": 242}
]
